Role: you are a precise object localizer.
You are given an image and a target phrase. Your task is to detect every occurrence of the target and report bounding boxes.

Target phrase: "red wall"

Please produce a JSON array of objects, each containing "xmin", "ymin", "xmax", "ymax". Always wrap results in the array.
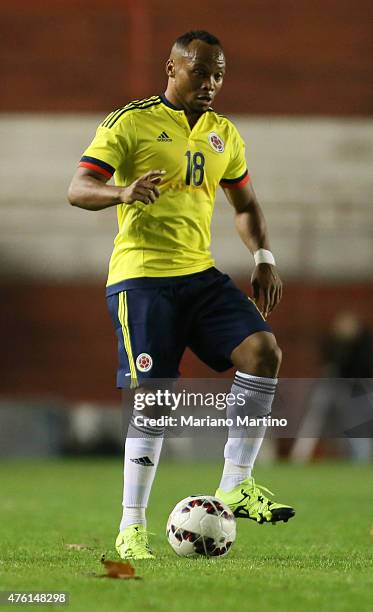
[
  {"xmin": 1, "ymin": 0, "xmax": 373, "ymax": 114},
  {"xmin": 1, "ymin": 281, "xmax": 372, "ymax": 403}
]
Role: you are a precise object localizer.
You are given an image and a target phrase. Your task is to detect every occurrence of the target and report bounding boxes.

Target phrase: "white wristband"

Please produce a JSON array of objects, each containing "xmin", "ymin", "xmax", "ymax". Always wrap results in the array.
[{"xmin": 254, "ymin": 249, "xmax": 276, "ymax": 266}]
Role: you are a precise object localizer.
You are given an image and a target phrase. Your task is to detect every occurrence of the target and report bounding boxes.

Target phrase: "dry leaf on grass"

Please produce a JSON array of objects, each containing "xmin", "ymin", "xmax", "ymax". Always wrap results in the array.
[{"xmin": 97, "ymin": 555, "xmax": 141, "ymax": 580}]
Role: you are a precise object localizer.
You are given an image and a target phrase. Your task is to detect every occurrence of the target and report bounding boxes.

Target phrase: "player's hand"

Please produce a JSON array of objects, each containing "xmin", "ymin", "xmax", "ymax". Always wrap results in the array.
[
  {"xmin": 251, "ymin": 263, "xmax": 282, "ymax": 319},
  {"xmin": 120, "ymin": 170, "xmax": 166, "ymax": 205}
]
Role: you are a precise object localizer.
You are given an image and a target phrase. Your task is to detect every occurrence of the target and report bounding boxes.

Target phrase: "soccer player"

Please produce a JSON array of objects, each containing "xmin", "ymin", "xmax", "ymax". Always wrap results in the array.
[{"xmin": 68, "ymin": 30, "xmax": 295, "ymax": 560}]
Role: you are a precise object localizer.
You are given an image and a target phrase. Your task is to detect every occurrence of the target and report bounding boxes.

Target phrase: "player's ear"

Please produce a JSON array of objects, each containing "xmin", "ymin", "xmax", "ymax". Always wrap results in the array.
[{"xmin": 166, "ymin": 59, "xmax": 175, "ymax": 78}]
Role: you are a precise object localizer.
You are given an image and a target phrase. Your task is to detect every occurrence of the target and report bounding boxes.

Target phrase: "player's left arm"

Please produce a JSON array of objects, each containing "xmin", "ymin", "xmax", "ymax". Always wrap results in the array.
[{"xmin": 223, "ymin": 180, "xmax": 282, "ymax": 318}]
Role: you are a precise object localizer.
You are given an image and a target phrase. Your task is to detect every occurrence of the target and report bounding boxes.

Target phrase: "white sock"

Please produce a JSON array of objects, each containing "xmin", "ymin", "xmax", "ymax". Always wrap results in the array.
[
  {"xmin": 219, "ymin": 458, "xmax": 252, "ymax": 491},
  {"xmin": 219, "ymin": 372, "xmax": 277, "ymax": 492},
  {"xmin": 120, "ymin": 507, "xmax": 146, "ymax": 529},
  {"xmin": 120, "ymin": 417, "xmax": 164, "ymax": 532}
]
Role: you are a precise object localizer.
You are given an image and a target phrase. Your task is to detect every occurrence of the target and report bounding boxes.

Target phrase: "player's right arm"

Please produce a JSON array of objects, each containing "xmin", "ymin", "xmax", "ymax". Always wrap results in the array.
[
  {"xmin": 68, "ymin": 167, "xmax": 166, "ymax": 211},
  {"xmin": 68, "ymin": 109, "xmax": 165, "ymax": 210}
]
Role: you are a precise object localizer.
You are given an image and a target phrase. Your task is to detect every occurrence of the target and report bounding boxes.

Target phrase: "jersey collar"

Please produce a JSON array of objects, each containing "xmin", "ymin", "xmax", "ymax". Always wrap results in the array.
[
  {"xmin": 160, "ymin": 93, "xmax": 214, "ymax": 115},
  {"xmin": 160, "ymin": 94, "xmax": 184, "ymax": 111}
]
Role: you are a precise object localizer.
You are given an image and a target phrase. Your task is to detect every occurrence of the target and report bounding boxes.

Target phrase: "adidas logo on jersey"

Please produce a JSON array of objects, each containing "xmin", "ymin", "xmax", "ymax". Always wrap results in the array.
[
  {"xmin": 157, "ymin": 131, "xmax": 172, "ymax": 142},
  {"xmin": 130, "ymin": 456, "xmax": 155, "ymax": 466}
]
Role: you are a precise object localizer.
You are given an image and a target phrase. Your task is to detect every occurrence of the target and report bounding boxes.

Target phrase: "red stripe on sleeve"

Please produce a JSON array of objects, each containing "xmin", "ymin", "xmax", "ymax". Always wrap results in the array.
[
  {"xmin": 79, "ymin": 161, "xmax": 113, "ymax": 179},
  {"xmin": 221, "ymin": 174, "xmax": 251, "ymax": 190}
]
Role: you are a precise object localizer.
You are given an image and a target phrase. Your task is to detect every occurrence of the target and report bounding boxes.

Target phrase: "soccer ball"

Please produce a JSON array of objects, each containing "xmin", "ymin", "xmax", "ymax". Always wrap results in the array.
[{"xmin": 166, "ymin": 495, "xmax": 236, "ymax": 558}]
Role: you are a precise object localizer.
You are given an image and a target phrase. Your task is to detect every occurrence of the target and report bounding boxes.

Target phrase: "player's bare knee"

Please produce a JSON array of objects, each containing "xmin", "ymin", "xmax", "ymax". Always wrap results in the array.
[
  {"xmin": 232, "ymin": 333, "xmax": 281, "ymax": 376},
  {"xmin": 252, "ymin": 339, "xmax": 281, "ymax": 373}
]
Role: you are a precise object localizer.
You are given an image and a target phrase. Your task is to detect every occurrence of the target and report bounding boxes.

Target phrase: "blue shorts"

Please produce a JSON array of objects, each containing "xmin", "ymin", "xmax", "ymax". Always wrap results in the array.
[{"xmin": 106, "ymin": 267, "xmax": 271, "ymax": 388}]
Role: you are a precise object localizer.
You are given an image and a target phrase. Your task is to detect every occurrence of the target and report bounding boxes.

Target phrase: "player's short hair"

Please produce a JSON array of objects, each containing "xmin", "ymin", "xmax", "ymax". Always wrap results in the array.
[{"xmin": 174, "ymin": 30, "xmax": 222, "ymax": 50}]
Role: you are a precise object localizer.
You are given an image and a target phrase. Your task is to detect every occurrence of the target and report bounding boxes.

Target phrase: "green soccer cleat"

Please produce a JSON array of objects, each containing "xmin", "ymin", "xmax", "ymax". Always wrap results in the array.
[
  {"xmin": 115, "ymin": 524, "xmax": 155, "ymax": 560},
  {"xmin": 215, "ymin": 477, "xmax": 295, "ymax": 524}
]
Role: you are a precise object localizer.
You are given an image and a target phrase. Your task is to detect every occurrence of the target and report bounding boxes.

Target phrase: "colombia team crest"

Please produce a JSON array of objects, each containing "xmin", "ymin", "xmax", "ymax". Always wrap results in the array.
[
  {"xmin": 136, "ymin": 353, "xmax": 153, "ymax": 372},
  {"xmin": 208, "ymin": 132, "xmax": 225, "ymax": 153}
]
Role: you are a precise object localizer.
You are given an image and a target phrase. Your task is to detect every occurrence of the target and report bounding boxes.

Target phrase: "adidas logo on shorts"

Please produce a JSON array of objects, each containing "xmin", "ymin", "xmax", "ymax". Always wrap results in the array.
[{"xmin": 130, "ymin": 456, "xmax": 155, "ymax": 466}]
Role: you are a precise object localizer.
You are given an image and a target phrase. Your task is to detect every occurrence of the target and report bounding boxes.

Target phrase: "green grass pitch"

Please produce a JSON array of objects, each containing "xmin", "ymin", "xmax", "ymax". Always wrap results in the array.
[{"xmin": 0, "ymin": 459, "xmax": 372, "ymax": 611}]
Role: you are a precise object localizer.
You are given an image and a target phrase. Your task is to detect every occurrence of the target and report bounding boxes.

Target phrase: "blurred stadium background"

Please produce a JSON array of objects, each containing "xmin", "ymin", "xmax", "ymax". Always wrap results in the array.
[{"xmin": 0, "ymin": 0, "xmax": 372, "ymax": 460}]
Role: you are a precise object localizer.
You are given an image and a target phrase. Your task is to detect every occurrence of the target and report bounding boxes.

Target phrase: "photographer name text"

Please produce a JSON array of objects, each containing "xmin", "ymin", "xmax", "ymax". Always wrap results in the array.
[{"xmin": 133, "ymin": 415, "xmax": 288, "ymax": 428}]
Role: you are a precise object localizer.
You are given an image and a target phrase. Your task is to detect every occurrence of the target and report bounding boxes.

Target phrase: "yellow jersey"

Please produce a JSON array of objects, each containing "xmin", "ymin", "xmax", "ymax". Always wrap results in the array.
[{"xmin": 79, "ymin": 95, "xmax": 250, "ymax": 292}]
